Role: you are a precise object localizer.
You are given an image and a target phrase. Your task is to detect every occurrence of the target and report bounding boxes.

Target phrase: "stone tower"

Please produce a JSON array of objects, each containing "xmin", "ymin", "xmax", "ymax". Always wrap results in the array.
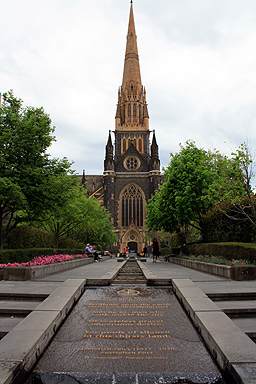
[{"xmin": 103, "ymin": 2, "xmax": 161, "ymax": 254}]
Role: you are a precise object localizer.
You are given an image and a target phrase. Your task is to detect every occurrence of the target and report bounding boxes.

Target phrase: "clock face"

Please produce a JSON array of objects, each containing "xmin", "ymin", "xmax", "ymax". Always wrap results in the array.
[{"xmin": 124, "ymin": 156, "xmax": 140, "ymax": 171}]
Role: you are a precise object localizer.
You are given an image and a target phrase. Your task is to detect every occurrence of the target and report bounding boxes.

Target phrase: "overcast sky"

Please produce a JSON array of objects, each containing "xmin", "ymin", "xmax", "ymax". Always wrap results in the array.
[{"xmin": 1, "ymin": 0, "xmax": 256, "ymax": 176}]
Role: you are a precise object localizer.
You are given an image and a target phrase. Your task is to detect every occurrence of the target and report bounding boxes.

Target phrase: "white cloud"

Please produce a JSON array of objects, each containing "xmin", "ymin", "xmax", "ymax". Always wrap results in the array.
[{"xmin": 1, "ymin": 0, "xmax": 256, "ymax": 176}]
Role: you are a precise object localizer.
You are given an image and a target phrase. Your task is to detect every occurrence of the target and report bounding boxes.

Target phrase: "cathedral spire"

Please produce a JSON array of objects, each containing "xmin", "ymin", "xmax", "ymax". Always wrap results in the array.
[
  {"xmin": 116, "ymin": 3, "xmax": 149, "ymax": 131},
  {"xmin": 122, "ymin": 1, "xmax": 142, "ymax": 87}
]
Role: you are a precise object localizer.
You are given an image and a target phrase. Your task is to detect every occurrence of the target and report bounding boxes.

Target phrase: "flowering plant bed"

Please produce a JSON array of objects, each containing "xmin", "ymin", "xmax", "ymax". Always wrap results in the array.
[
  {"xmin": 181, "ymin": 254, "xmax": 255, "ymax": 266},
  {"xmin": 2, "ymin": 254, "xmax": 94, "ymax": 281},
  {"xmin": 171, "ymin": 256, "xmax": 256, "ymax": 281},
  {"xmin": 0, "ymin": 254, "xmax": 89, "ymax": 269}
]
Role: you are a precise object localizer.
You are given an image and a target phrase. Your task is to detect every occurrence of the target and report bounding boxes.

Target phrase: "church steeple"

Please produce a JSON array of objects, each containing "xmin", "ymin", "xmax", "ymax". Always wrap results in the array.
[
  {"xmin": 122, "ymin": 2, "xmax": 142, "ymax": 88},
  {"xmin": 115, "ymin": 2, "xmax": 149, "ymax": 131}
]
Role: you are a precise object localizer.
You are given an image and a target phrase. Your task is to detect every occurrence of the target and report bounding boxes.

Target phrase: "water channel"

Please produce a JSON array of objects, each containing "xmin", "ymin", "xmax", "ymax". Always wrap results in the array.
[{"xmin": 29, "ymin": 258, "xmax": 226, "ymax": 384}]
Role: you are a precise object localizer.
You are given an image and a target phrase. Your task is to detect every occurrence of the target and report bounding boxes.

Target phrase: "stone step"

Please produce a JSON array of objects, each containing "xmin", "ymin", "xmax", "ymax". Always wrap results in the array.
[
  {"xmin": 216, "ymin": 300, "xmax": 256, "ymax": 316},
  {"xmin": 0, "ymin": 293, "xmax": 47, "ymax": 301},
  {"xmin": 208, "ymin": 292, "xmax": 256, "ymax": 301},
  {"xmin": 0, "ymin": 316, "xmax": 24, "ymax": 339},
  {"xmin": 232, "ymin": 318, "xmax": 256, "ymax": 341},
  {"xmin": 0, "ymin": 300, "xmax": 41, "ymax": 316}
]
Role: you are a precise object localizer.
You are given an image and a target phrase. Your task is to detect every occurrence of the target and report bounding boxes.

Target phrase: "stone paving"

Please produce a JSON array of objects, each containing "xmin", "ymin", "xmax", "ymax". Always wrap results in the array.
[{"xmin": 0, "ymin": 256, "xmax": 256, "ymax": 383}]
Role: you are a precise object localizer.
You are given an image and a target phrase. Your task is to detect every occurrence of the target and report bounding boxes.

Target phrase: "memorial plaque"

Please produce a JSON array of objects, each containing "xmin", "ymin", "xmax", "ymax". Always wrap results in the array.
[{"xmin": 34, "ymin": 286, "xmax": 221, "ymax": 377}]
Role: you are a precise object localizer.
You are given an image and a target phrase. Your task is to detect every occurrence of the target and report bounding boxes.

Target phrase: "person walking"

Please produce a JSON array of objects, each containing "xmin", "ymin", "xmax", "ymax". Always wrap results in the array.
[{"xmin": 151, "ymin": 238, "xmax": 160, "ymax": 263}]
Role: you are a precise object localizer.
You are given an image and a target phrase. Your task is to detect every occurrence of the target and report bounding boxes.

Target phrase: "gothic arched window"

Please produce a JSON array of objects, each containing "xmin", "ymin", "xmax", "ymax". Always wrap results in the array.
[
  {"xmin": 138, "ymin": 139, "xmax": 142, "ymax": 153},
  {"xmin": 121, "ymin": 184, "xmax": 144, "ymax": 227},
  {"xmin": 127, "ymin": 104, "xmax": 131, "ymax": 122},
  {"xmin": 139, "ymin": 104, "xmax": 142, "ymax": 123},
  {"xmin": 133, "ymin": 103, "xmax": 137, "ymax": 121},
  {"xmin": 123, "ymin": 139, "xmax": 127, "ymax": 153}
]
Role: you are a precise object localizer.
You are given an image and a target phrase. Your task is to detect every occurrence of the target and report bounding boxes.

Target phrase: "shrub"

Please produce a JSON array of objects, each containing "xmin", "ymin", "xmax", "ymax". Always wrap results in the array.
[
  {"xmin": 182, "ymin": 243, "xmax": 256, "ymax": 263},
  {"xmin": 4, "ymin": 227, "xmax": 55, "ymax": 249},
  {"xmin": 160, "ymin": 247, "xmax": 173, "ymax": 256},
  {"xmin": 58, "ymin": 237, "xmax": 85, "ymax": 249}
]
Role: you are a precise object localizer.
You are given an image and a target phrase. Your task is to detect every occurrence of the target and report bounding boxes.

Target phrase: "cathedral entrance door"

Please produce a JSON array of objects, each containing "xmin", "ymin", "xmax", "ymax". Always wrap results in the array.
[{"xmin": 128, "ymin": 241, "xmax": 137, "ymax": 254}]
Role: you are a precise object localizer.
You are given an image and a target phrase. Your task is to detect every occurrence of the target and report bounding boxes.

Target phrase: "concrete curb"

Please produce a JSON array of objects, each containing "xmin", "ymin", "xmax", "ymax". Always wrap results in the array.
[
  {"xmin": 171, "ymin": 257, "xmax": 256, "ymax": 280},
  {"xmin": 172, "ymin": 279, "xmax": 256, "ymax": 384},
  {"xmin": 137, "ymin": 261, "xmax": 172, "ymax": 286},
  {"xmin": 86, "ymin": 260, "xmax": 127, "ymax": 286},
  {"xmin": 3, "ymin": 257, "xmax": 94, "ymax": 281},
  {"xmin": 0, "ymin": 278, "xmax": 86, "ymax": 384},
  {"xmin": 171, "ymin": 257, "xmax": 231, "ymax": 278}
]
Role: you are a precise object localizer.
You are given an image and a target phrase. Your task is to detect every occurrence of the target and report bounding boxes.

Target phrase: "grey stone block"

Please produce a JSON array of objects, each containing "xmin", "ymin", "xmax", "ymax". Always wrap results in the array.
[
  {"xmin": 182, "ymin": 297, "xmax": 222, "ymax": 322},
  {"xmin": 48, "ymin": 286, "xmax": 83, "ymax": 299},
  {"xmin": 13, "ymin": 310, "xmax": 60, "ymax": 332},
  {"xmin": 32, "ymin": 372, "xmax": 114, "ymax": 383},
  {"xmin": 231, "ymin": 363, "xmax": 256, "ymax": 384},
  {"xmin": 138, "ymin": 372, "xmax": 224, "ymax": 384},
  {"xmin": 61, "ymin": 278, "xmax": 86, "ymax": 288},
  {"xmin": 174, "ymin": 286, "xmax": 208, "ymax": 302},
  {"xmin": 195, "ymin": 311, "xmax": 256, "ymax": 370},
  {"xmin": 172, "ymin": 278, "xmax": 195, "ymax": 288},
  {"xmin": 0, "ymin": 361, "xmax": 21, "ymax": 384},
  {"xmin": 0, "ymin": 330, "xmax": 50, "ymax": 370},
  {"xmin": 35, "ymin": 295, "xmax": 74, "ymax": 312}
]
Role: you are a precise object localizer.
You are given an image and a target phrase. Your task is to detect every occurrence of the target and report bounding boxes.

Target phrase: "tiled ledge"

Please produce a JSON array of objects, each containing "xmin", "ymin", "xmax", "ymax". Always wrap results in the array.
[
  {"xmin": 0, "ymin": 279, "xmax": 86, "ymax": 384},
  {"xmin": 171, "ymin": 257, "xmax": 256, "ymax": 280},
  {"xmin": 172, "ymin": 279, "xmax": 256, "ymax": 384}
]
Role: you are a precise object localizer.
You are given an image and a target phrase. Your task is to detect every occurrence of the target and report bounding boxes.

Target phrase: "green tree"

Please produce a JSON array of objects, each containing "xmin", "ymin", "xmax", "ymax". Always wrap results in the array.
[
  {"xmin": 147, "ymin": 141, "xmax": 214, "ymax": 233},
  {"xmin": 147, "ymin": 140, "xmax": 256, "ymax": 240},
  {"xmin": 0, "ymin": 90, "xmax": 73, "ymax": 249},
  {"xmin": 209, "ymin": 143, "xmax": 256, "ymax": 227},
  {"xmin": 40, "ymin": 185, "xmax": 117, "ymax": 247},
  {"xmin": 74, "ymin": 194, "xmax": 117, "ymax": 247}
]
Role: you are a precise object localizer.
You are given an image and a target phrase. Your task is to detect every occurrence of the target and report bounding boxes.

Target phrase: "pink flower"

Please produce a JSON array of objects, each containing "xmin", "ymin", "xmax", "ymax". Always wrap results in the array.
[{"xmin": 0, "ymin": 254, "xmax": 89, "ymax": 268}]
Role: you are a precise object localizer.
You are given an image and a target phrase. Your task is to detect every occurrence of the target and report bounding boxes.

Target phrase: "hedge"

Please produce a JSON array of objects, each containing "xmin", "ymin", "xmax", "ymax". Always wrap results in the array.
[
  {"xmin": 4, "ymin": 226, "xmax": 85, "ymax": 252},
  {"xmin": 200, "ymin": 202, "xmax": 256, "ymax": 243},
  {"xmin": 4, "ymin": 227, "xmax": 55, "ymax": 249},
  {"xmin": 0, "ymin": 248, "xmax": 86, "ymax": 265},
  {"xmin": 182, "ymin": 243, "xmax": 256, "ymax": 263}
]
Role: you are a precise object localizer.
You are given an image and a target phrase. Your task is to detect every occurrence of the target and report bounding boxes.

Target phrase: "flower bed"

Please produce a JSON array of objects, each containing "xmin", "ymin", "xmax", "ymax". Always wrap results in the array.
[
  {"xmin": 0, "ymin": 254, "xmax": 88, "ymax": 268},
  {"xmin": 181, "ymin": 254, "xmax": 255, "ymax": 266},
  {"xmin": 3, "ymin": 254, "xmax": 94, "ymax": 281},
  {"xmin": 171, "ymin": 257, "xmax": 256, "ymax": 280}
]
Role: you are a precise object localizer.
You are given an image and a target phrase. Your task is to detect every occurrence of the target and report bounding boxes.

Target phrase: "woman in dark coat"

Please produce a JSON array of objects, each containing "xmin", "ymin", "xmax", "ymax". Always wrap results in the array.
[{"xmin": 151, "ymin": 238, "xmax": 159, "ymax": 263}]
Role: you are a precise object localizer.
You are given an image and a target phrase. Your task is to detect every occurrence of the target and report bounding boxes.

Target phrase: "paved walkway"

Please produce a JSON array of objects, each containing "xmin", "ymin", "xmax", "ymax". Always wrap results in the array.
[
  {"xmin": 0, "ymin": 257, "xmax": 255, "ymax": 345},
  {"xmin": 0, "ymin": 257, "xmax": 256, "ymax": 383}
]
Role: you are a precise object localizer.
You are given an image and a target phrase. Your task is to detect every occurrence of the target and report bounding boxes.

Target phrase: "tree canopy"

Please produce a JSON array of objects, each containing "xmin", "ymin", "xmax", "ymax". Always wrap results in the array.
[
  {"xmin": 40, "ymin": 185, "xmax": 117, "ymax": 247},
  {"xmin": 0, "ymin": 90, "xmax": 73, "ymax": 248},
  {"xmin": 146, "ymin": 140, "xmax": 255, "ymax": 236},
  {"xmin": 147, "ymin": 141, "xmax": 214, "ymax": 233}
]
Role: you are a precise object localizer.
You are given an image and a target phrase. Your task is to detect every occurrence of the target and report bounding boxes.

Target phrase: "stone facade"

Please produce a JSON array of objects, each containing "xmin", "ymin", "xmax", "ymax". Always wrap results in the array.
[{"xmin": 83, "ymin": 3, "xmax": 162, "ymax": 253}]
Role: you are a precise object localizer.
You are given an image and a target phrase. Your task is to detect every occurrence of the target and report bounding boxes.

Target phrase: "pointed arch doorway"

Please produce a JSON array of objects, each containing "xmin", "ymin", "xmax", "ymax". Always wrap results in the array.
[{"xmin": 128, "ymin": 241, "xmax": 137, "ymax": 253}]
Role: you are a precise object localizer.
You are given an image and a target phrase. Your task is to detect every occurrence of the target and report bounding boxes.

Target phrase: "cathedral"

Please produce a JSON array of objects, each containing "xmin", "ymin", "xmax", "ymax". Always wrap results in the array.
[{"xmin": 82, "ymin": 2, "xmax": 162, "ymax": 253}]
